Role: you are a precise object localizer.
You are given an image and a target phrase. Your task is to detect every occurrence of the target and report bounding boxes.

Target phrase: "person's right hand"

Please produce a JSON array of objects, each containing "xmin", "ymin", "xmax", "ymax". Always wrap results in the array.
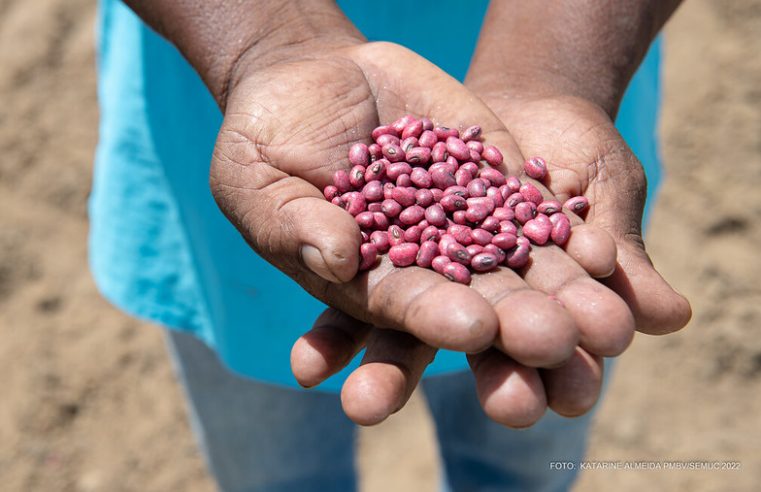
[{"xmin": 212, "ymin": 40, "xmax": 637, "ymax": 426}]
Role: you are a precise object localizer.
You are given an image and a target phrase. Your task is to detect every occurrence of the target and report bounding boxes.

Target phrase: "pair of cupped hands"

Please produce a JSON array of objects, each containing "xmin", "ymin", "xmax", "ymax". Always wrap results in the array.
[{"xmin": 210, "ymin": 40, "xmax": 691, "ymax": 427}]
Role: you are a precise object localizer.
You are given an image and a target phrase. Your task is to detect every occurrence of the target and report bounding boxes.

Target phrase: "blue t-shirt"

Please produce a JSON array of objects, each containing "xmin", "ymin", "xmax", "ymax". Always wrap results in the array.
[{"xmin": 91, "ymin": 0, "xmax": 663, "ymax": 391}]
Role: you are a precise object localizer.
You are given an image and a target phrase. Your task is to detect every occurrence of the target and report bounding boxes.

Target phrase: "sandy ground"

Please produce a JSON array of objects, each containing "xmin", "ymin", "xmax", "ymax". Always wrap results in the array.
[{"xmin": 1, "ymin": 0, "xmax": 759, "ymax": 490}]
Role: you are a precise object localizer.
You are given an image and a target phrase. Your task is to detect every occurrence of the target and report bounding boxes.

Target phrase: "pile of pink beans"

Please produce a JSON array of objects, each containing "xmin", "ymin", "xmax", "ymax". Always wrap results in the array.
[{"xmin": 323, "ymin": 115, "xmax": 589, "ymax": 285}]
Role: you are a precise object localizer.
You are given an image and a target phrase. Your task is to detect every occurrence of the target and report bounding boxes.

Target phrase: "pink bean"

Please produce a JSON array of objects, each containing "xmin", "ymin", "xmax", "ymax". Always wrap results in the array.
[
  {"xmin": 333, "ymin": 169, "xmax": 351, "ymax": 193},
  {"xmin": 391, "ymin": 186, "xmax": 415, "ymax": 208},
  {"xmin": 461, "ymin": 125, "xmax": 482, "ymax": 142},
  {"xmin": 498, "ymin": 220, "xmax": 518, "ymax": 235},
  {"xmin": 447, "ymin": 224, "xmax": 473, "ymax": 246},
  {"xmin": 373, "ymin": 212, "xmax": 389, "ymax": 230},
  {"xmin": 492, "ymin": 232, "xmax": 518, "ymax": 250},
  {"xmin": 367, "ymin": 202, "xmax": 382, "ymax": 213},
  {"xmin": 421, "ymin": 117, "xmax": 434, "ymax": 131},
  {"xmin": 519, "ymin": 182, "xmax": 543, "ymax": 205},
  {"xmin": 467, "ymin": 197, "xmax": 495, "ymax": 214},
  {"xmin": 416, "ymin": 241, "xmax": 439, "ymax": 268},
  {"xmin": 479, "ymin": 167, "xmax": 507, "ymax": 187},
  {"xmin": 466, "ymin": 140, "xmax": 484, "ymax": 153},
  {"xmin": 466, "ymin": 244, "xmax": 485, "ymax": 257},
  {"xmin": 522, "ymin": 217, "xmax": 552, "ymax": 245},
  {"xmin": 471, "ymin": 252, "xmax": 499, "ymax": 272},
  {"xmin": 434, "ymin": 126, "xmax": 459, "ymax": 140},
  {"xmin": 537, "ymin": 200, "xmax": 562, "ymax": 215},
  {"xmin": 421, "ymin": 225, "xmax": 441, "ymax": 243},
  {"xmin": 387, "ymin": 225, "xmax": 405, "ymax": 246},
  {"xmin": 369, "ymin": 230, "xmax": 390, "ymax": 253},
  {"xmin": 506, "ymin": 192, "xmax": 524, "ymax": 208},
  {"xmin": 486, "ymin": 186, "xmax": 505, "ymax": 207},
  {"xmin": 349, "ymin": 165, "xmax": 366, "ymax": 188},
  {"xmin": 371, "ymin": 125, "xmax": 398, "ymax": 141},
  {"xmin": 355, "ymin": 211, "xmax": 375, "ymax": 229},
  {"xmin": 550, "ymin": 213, "xmax": 572, "ymax": 246},
  {"xmin": 402, "ymin": 119, "xmax": 424, "ymax": 139},
  {"xmin": 349, "ymin": 143, "xmax": 370, "ymax": 167},
  {"xmin": 362, "ymin": 181, "xmax": 384, "ymax": 202},
  {"xmin": 382, "ymin": 143, "xmax": 405, "ymax": 162},
  {"xmin": 431, "ymin": 141, "xmax": 449, "ymax": 162},
  {"xmin": 406, "ymin": 146, "xmax": 431, "ymax": 165},
  {"xmin": 481, "ymin": 145, "xmax": 503, "ymax": 166},
  {"xmin": 415, "ymin": 188, "xmax": 434, "ymax": 207},
  {"xmin": 483, "ymin": 244, "xmax": 506, "ymax": 264},
  {"xmin": 467, "ymin": 178, "xmax": 487, "ymax": 197},
  {"xmin": 425, "ymin": 204, "xmax": 448, "ymax": 227},
  {"xmin": 431, "ymin": 188, "xmax": 443, "ymax": 202},
  {"xmin": 430, "ymin": 167, "xmax": 457, "ymax": 189},
  {"xmin": 470, "ymin": 149, "xmax": 481, "ymax": 162},
  {"xmin": 400, "ymin": 136, "xmax": 419, "ymax": 153},
  {"xmin": 471, "ymin": 228, "xmax": 493, "ymax": 246},
  {"xmin": 368, "ymin": 143, "xmax": 382, "ymax": 162},
  {"xmin": 431, "ymin": 255, "xmax": 451, "ymax": 274},
  {"xmin": 389, "ymin": 243, "xmax": 419, "ymax": 267},
  {"xmin": 399, "ymin": 205, "xmax": 425, "ymax": 225},
  {"xmin": 376, "ymin": 133, "xmax": 400, "ymax": 147},
  {"xmin": 381, "ymin": 199, "xmax": 402, "ymax": 218},
  {"xmin": 480, "ymin": 216, "xmax": 501, "ymax": 233},
  {"xmin": 410, "ymin": 167, "xmax": 432, "ymax": 188},
  {"xmin": 442, "ymin": 262, "xmax": 471, "ymax": 284},
  {"xmin": 506, "ymin": 176, "xmax": 521, "ymax": 193},
  {"xmin": 523, "ymin": 156, "xmax": 548, "ymax": 180},
  {"xmin": 359, "ymin": 243, "xmax": 378, "ymax": 271},
  {"xmin": 446, "ymin": 136, "xmax": 471, "ymax": 161},
  {"xmin": 459, "ymin": 161, "xmax": 479, "ymax": 177},
  {"xmin": 386, "ymin": 162, "xmax": 412, "ymax": 181},
  {"xmin": 438, "ymin": 234, "xmax": 457, "ymax": 255},
  {"xmin": 364, "ymin": 159, "xmax": 387, "ymax": 182},
  {"xmin": 404, "ymin": 225, "xmax": 423, "ymax": 243},
  {"xmin": 418, "ymin": 130, "xmax": 437, "ymax": 149},
  {"xmin": 514, "ymin": 201, "xmax": 537, "ymax": 224},
  {"xmin": 455, "ymin": 168, "xmax": 473, "ymax": 187},
  {"xmin": 392, "ymin": 115, "xmax": 416, "ymax": 134},
  {"xmin": 383, "ymin": 182, "xmax": 395, "ymax": 200},
  {"xmin": 345, "ymin": 192, "xmax": 366, "ymax": 216},
  {"xmin": 323, "ymin": 185, "xmax": 339, "ymax": 201},
  {"xmin": 492, "ymin": 207, "xmax": 514, "ymax": 221},
  {"xmin": 446, "ymin": 241, "xmax": 472, "ymax": 265},
  {"xmin": 564, "ymin": 196, "xmax": 589, "ymax": 214},
  {"xmin": 505, "ymin": 237, "xmax": 531, "ymax": 269}
]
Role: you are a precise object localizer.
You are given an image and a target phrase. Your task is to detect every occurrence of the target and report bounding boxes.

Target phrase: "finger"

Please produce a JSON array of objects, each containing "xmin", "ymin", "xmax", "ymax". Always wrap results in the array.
[
  {"xmin": 468, "ymin": 350, "xmax": 547, "ymax": 428},
  {"xmin": 470, "ymin": 270, "xmax": 578, "ymax": 368},
  {"xmin": 588, "ymin": 181, "xmax": 692, "ymax": 335},
  {"xmin": 541, "ymin": 347, "xmax": 604, "ymax": 417},
  {"xmin": 290, "ymin": 308, "xmax": 372, "ymax": 388},
  {"xmin": 341, "ymin": 329, "xmax": 437, "ymax": 426},
  {"xmin": 211, "ymin": 129, "xmax": 362, "ymax": 283},
  {"xmin": 521, "ymin": 243, "xmax": 636, "ymax": 357},
  {"xmin": 329, "ymin": 258, "xmax": 499, "ymax": 353},
  {"xmin": 563, "ymin": 222, "xmax": 618, "ymax": 279}
]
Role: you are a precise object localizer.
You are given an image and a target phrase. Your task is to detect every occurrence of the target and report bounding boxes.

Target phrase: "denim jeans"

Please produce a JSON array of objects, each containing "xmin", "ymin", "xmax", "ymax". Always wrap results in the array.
[{"xmin": 166, "ymin": 331, "xmax": 601, "ymax": 492}]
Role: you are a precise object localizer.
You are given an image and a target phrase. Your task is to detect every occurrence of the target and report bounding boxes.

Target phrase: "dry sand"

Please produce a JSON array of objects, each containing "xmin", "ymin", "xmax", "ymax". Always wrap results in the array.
[{"xmin": 1, "ymin": 0, "xmax": 759, "ymax": 490}]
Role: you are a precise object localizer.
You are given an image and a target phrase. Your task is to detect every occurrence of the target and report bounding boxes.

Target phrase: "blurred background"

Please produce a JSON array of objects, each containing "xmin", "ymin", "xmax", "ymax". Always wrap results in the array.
[{"xmin": 1, "ymin": 0, "xmax": 759, "ymax": 490}]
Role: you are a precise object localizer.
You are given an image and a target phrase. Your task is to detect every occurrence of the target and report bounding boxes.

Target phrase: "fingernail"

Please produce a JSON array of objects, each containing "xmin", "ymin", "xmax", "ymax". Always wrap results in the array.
[{"xmin": 301, "ymin": 245, "xmax": 342, "ymax": 283}]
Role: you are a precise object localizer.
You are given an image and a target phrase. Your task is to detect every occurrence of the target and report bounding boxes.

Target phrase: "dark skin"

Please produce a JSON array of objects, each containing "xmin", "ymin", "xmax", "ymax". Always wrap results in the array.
[{"xmin": 124, "ymin": 0, "xmax": 690, "ymax": 427}]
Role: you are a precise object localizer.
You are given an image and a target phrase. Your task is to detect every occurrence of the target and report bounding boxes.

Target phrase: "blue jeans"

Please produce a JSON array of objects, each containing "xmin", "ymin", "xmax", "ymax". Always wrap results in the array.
[{"xmin": 166, "ymin": 331, "xmax": 600, "ymax": 492}]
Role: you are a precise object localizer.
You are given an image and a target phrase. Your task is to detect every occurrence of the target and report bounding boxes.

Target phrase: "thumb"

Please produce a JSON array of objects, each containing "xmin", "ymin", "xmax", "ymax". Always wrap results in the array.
[{"xmin": 586, "ymin": 160, "xmax": 692, "ymax": 335}]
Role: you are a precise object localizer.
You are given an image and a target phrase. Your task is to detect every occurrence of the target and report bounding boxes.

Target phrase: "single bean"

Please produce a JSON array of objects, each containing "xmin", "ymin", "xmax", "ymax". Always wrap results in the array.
[
  {"xmin": 406, "ymin": 146, "xmax": 432, "ymax": 165},
  {"xmin": 333, "ymin": 170, "xmax": 351, "ymax": 193},
  {"xmin": 416, "ymin": 241, "xmax": 439, "ymax": 268},
  {"xmin": 467, "ymin": 197, "xmax": 496, "ymax": 214},
  {"xmin": 537, "ymin": 200, "xmax": 562, "ymax": 215},
  {"xmin": 383, "ymin": 182, "xmax": 395, "ymax": 200},
  {"xmin": 345, "ymin": 192, "xmax": 367, "ymax": 216},
  {"xmin": 505, "ymin": 237, "xmax": 531, "ymax": 269},
  {"xmin": 376, "ymin": 133, "xmax": 400, "ymax": 147},
  {"xmin": 348, "ymin": 143, "xmax": 370, "ymax": 167},
  {"xmin": 389, "ymin": 243, "xmax": 419, "ymax": 267},
  {"xmin": 446, "ymin": 136, "xmax": 471, "ymax": 161},
  {"xmin": 446, "ymin": 241, "xmax": 472, "ymax": 265},
  {"xmin": 486, "ymin": 186, "xmax": 505, "ymax": 207},
  {"xmin": 362, "ymin": 181, "xmax": 384, "ymax": 202},
  {"xmin": 447, "ymin": 224, "xmax": 473, "ymax": 246},
  {"xmin": 471, "ymin": 228, "xmax": 494, "ymax": 246},
  {"xmin": 392, "ymin": 115, "xmax": 416, "ymax": 134},
  {"xmin": 455, "ymin": 168, "xmax": 473, "ymax": 187},
  {"xmin": 431, "ymin": 188, "xmax": 444, "ymax": 203},
  {"xmin": 359, "ymin": 243, "xmax": 378, "ymax": 271},
  {"xmin": 399, "ymin": 205, "xmax": 426, "ymax": 225},
  {"xmin": 514, "ymin": 201, "xmax": 537, "ymax": 224},
  {"xmin": 402, "ymin": 119, "xmax": 424, "ymax": 139},
  {"xmin": 391, "ymin": 186, "xmax": 416, "ymax": 207},
  {"xmin": 506, "ymin": 192, "xmax": 524, "ymax": 208},
  {"xmin": 483, "ymin": 244, "xmax": 506, "ymax": 264},
  {"xmin": 382, "ymin": 143, "xmax": 405, "ymax": 162},
  {"xmin": 524, "ymin": 156, "xmax": 548, "ymax": 180},
  {"xmin": 418, "ymin": 130, "xmax": 437, "ymax": 149},
  {"xmin": 371, "ymin": 125, "xmax": 398, "ymax": 141},
  {"xmin": 404, "ymin": 225, "xmax": 423, "ymax": 243},
  {"xmin": 421, "ymin": 225, "xmax": 441, "ymax": 243},
  {"xmin": 442, "ymin": 262, "xmax": 471, "ymax": 284},
  {"xmin": 434, "ymin": 126, "xmax": 459, "ymax": 140},
  {"xmin": 519, "ymin": 182, "xmax": 543, "ymax": 205},
  {"xmin": 381, "ymin": 199, "xmax": 402, "ymax": 218},
  {"xmin": 387, "ymin": 225, "xmax": 405, "ymax": 246},
  {"xmin": 367, "ymin": 202, "xmax": 382, "ymax": 213},
  {"xmin": 498, "ymin": 220, "xmax": 518, "ymax": 235},
  {"xmin": 550, "ymin": 213, "xmax": 571, "ymax": 246},
  {"xmin": 424, "ymin": 204, "xmax": 447, "ymax": 227},
  {"xmin": 470, "ymin": 149, "xmax": 481, "ymax": 162},
  {"xmin": 415, "ymin": 188, "xmax": 434, "ymax": 207},
  {"xmin": 492, "ymin": 207, "xmax": 514, "ymax": 221},
  {"xmin": 480, "ymin": 216, "xmax": 501, "ymax": 233},
  {"xmin": 373, "ymin": 212, "xmax": 389, "ymax": 230},
  {"xmin": 364, "ymin": 159, "xmax": 387, "ymax": 182},
  {"xmin": 431, "ymin": 255, "xmax": 451, "ymax": 274},
  {"xmin": 522, "ymin": 217, "xmax": 552, "ymax": 245},
  {"xmin": 349, "ymin": 165, "xmax": 366, "ymax": 188},
  {"xmin": 461, "ymin": 125, "xmax": 482, "ymax": 142},
  {"xmin": 479, "ymin": 167, "xmax": 507, "ymax": 187},
  {"xmin": 564, "ymin": 196, "xmax": 589, "ymax": 214},
  {"xmin": 400, "ymin": 136, "xmax": 419, "ymax": 153},
  {"xmin": 452, "ymin": 210, "xmax": 468, "ymax": 225},
  {"xmin": 466, "ymin": 244, "xmax": 485, "ymax": 257},
  {"xmin": 323, "ymin": 185, "xmax": 339, "ymax": 201},
  {"xmin": 421, "ymin": 117, "xmax": 434, "ymax": 131},
  {"xmin": 386, "ymin": 162, "xmax": 412, "ymax": 180},
  {"xmin": 368, "ymin": 143, "xmax": 382, "ymax": 162},
  {"xmin": 431, "ymin": 141, "xmax": 449, "ymax": 162},
  {"xmin": 466, "ymin": 140, "xmax": 484, "ymax": 153},
  {"xmin": 492, "ymin": 232, "xmax": 518, "ymax": 250},
  {"xmin": 471, "ymin": 252, "xmax": 499, "ymax": 273},
  {"xmin": 410, "ymin": 167, "xmax": 432, "ymax": 188},
  {"xmin": 395, "ymin": 174, "xmax": 412, "ymax": 187},
  {"xmin": 481, "ymin": 145, "xmax": 504, "ymax": 167},
  {"xmin": 355, "ymin": 211, "xmax": 375, "ymax": 229},
  {"xmin": 430, "ymin": 167, "xmax": 457, "ymax": 189},
  {"xmin": 506, "ymin": 176, "xmax": 521, "ymax": 193},
  {"xmin": 369, "ymin": 230, "xmax": 390, "ymax": 253},
  {"xmin": 459, "ymin": 161, "xmax": 479, "ymax": 177},
  {"xmin": 467, "ymin": 178, "xmax": 487, "ymax": 197}
]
